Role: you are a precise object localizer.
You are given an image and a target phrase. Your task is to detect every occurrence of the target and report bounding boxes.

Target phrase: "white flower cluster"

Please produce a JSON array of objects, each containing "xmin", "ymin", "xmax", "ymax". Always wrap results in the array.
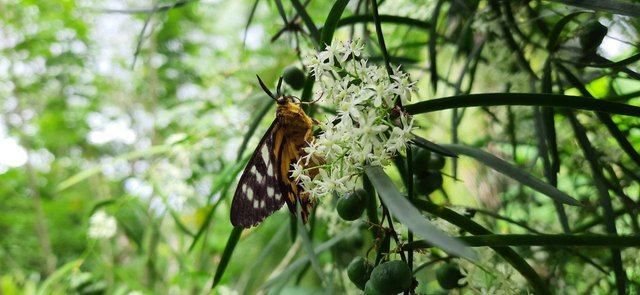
[
  {"xmin": 88, "ymin": 210, "xmax": 117, "ymax": 239},
  {"xmin": 294, "ymin": 40, "xmax": 416, "ymax": 199}
]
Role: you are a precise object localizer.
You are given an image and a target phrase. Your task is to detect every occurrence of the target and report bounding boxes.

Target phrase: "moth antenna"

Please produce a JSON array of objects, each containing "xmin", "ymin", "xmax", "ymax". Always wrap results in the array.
[
  {"xmin": 299, "ymin": 90, "xmax": 324, "ymax": 105},
  {"xmin": 256, "ymin": 75, "xmax": 277, "ymax": 101},
  {"xmin": 276, "ymin": 76, "xmax": 284, "ymax": 98}
]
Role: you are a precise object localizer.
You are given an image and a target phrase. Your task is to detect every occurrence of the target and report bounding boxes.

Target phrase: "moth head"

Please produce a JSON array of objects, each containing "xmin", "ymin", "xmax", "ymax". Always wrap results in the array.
[{"xmin": 256, "ymin": 75, "xmax": 300, "ymax": 106}]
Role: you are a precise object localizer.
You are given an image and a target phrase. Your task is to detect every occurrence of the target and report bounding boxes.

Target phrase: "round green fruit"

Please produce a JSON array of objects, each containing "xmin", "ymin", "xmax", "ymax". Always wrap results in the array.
[
  {"xmin": 412, "ymin": 148, "xmax": 431, "ymax": 175},
  {"xmin": 347, "ymin": 257, "xmax": 373, "ymax": 290},
  {"xmin": 369, "ymin": 260, "xmax": 412, "ymax": 294},
  {"xmin": 436, "ymin": 263, "xmax": 465, "ymax": 290},
  {"xmin": 428, "ymin": 153, "xmax": 446, "ymax": 170},
  {"xmin": 337, "ymin": 189, "xmax": 368, "ymax": 221},
  {"xmin": 282, "ymin": 65, "xmax": 306, "ymax": 90},
  {"xmin": 364, "ymin": 280, "xmax": 384, "ymax": 295},
  {"xmin": 415, "ymin": 171, "xmax": 443, "ymax": 196}
]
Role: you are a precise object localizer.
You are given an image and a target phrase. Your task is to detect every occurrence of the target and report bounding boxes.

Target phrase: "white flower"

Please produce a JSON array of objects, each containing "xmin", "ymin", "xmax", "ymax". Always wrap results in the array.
[
  {"xmin": 88, "ymin": 210, "xmax": 117, "ymax": 239},
  {"xmin": 298, "ymin": 40, "xmax": 416, "ymax": 198}
]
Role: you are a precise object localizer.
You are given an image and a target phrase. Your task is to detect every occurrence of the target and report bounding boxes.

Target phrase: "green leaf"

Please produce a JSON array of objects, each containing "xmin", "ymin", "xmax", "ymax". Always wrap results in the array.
[
  {"xmin": 236, "ymin": 98, "xmax": 274, "ymax": 161},
  {"xmin": 242, "ymin": 0, "xmax": 261, "ymax": 48},
  {"xmin": 428, "ymin": 0, "xmax": 444, "ymax": 93},
  {"xmin": 211, "ymin": 227, "xmax": 243, "ymax": 289},
  {"xmin": 296, "ymin": 203, "xmax": 326, "ymax": 284},
  {"xmin": 442, "ymin": 144, "xmax": 581, "ymax": 206},
  {"xmin": 337, "ymin": 14, "xmax": 430, "ymax": 30},
  {"xmin": 262, "ymin": 222, "xmax": 361, "ymax": 289},
  {"xmin": 547, "ymin": 0, "xmax": 640, "ymax": 17},
  {"xmin": 546, "ymin": 11, "xmax": 587, "ymax": 52},
  {"xmin": 319, "ymin": 0, "xmax": 350, "ymax": 47},
  {"xmin": 411, "ymin": 135, "xmax": 458, "ymax": 157},
  {"xmin": 37, "ymin": 259, "xmax": 84, "ymax": 295},
  {"xmin": 405, "ymin": 93, "xmax": 640, "ymax": 117},
  {"xmin": 363, "ymin": 166, "xmax": 473, "ymax": 260},
  {"xmin": 554, "ymin": 62, "xmax": 640, "ymax": 169},
  {"xmin": 411, "ymin": 200, "xmax": 550, "ymax": 295},
  {"xmin": 406, "ymin": 234, "xmax": 640, "ymax": 248},
  {"xmin": 291, "ymin": 0, "xmax": 320, "ymax": 47}
]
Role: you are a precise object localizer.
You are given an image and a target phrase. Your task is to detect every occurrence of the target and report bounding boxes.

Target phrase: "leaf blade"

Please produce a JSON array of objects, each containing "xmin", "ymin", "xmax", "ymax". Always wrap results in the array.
[
  {"xmin": 363, "ymin": 166, "xmax": 473, "ymax": 260},
  {"xmin": 442, "ymin": 144, "xmax": 580, "ymax": 206}
]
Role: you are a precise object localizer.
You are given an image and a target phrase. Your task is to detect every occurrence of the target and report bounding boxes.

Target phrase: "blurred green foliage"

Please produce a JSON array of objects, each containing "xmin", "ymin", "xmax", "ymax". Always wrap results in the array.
[{"xmin": 1, "ymin": 0, "xmax": 640, "ymax": 294}]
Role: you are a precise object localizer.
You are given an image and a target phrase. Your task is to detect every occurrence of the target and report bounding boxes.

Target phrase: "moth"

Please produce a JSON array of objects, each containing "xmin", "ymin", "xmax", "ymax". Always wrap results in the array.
[{"xmin": 230, "ymin": 75, "xmax": 316, "ymax": 228}]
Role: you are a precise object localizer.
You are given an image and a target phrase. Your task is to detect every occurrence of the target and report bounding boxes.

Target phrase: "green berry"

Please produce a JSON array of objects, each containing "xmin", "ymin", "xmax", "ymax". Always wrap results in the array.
[
  {"xmin": 412, "ymin": 148, "xmax": 431, "ymax": 176},
  {"xmin": 282, "ymin": 65, "xmax": 306, "ymax": 90},
  {"xmin": 369, "ymin": 260, "xmax": 412, "ymax": 294},
  {"xmin": 428, "ymin": 153, "xmax": 446, "ymax": 170},
  {"xmin": 436, "ymin": 263, "xmax": 465, "ymax": 290},
  {"xmin": 415, "ymin": 171, "xmax": 443, "ymax": 196},
  {"xmin": 347, "ymin": 257, "xmax": 373, "ymax": 290},
  {"xmin": 364, "ymin": 280, "xmax": 384, "ymax": 295},
  {"xmin": 337, "ymin": 189, "xmax": 368, "ymax": 221}
]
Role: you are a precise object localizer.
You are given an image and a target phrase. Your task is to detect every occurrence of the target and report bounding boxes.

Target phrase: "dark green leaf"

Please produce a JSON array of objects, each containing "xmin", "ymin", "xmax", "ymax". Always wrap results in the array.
[
  {"xmin": 547, "ymin": 0, "xmax": 640, "ymax": 17},
  {"xmin": 363, "ymin": 166, "xmax": 473, "ymax": 260},
  {"xmin": 320, "ymin": 0, "xmax": 350, "ymax": 47},
  {"xmin": 442, "ymin": 144, "xmax": 580, "ymax": 206},
  {"xmin": 405, "ymin": 93, "xmax": 640, "ymax": 117},
  {"xmin": 211, "ymin": 227, "xmax": 243, "ymax": 288}
]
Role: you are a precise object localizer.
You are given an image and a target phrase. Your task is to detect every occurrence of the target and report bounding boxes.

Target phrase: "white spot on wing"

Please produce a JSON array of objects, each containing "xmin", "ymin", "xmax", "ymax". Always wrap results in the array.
[
  {"xmin": 267, "ymin": 186, "xmax": 275, "ymax": 197},
  {"xmin": 260, "ymin": 200, "xmax": 265, "ymax": 208},
  {"xmin": 267, "ymin": 163, "xmax": 274, "ymax": 177},
  {"xmin": 256, "ymin": 172, "xmax": 263, "ymax": 183},
  {"xmin": 242, "ymin": 184, "xmax": 247, "ymax": 193},
  {"xmin": 247, "ymin": 188, "xmax": 254, "ymax": 201},
  {"xmin": 261, "ymin": 145, "xmax": 269, "ymax": 165},
  {"xmin": 253, "ymin": 199, "xmax": 259, "ymax": 209}
]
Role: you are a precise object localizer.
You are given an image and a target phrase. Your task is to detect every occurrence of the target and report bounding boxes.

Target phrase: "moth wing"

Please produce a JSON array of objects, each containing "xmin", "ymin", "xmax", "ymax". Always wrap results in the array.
[
  {"xmin": 230, "ymin": 120, "xmax": 286, "ymax": 228},
  {"xmin": 276, "ymin": 134, "xmax": 315, "ymax": 223}
]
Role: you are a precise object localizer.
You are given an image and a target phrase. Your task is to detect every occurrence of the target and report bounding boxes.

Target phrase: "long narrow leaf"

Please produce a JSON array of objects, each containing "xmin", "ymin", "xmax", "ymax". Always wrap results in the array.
[
  {"xmin": 236, "ymin": 98, "xmax": 274, "ymax": 161},
  {"xmin": 370, "ymin": 0, "xmax": 393, "ymax": 76},
  {"xmin": 211, "ymin": 227, "xmax": 243, "ymax": 288},
  {"xmin": 37, "ymin": 259, "xmax": 84, "ymax": 295},
  {"xmin": 296, "ymin": 203, "xmax": 326, "ymax": 284},
  {"xmin": 261, "ymin": 222, "xmax": 361, "ymax": 289},
  {"xmin": 442, "ymin": 144, "xmax": 580, "ymax": 206},
  {"xmin": 337, "ymin": 14, "xmax": 431, "ymax": 30},
  {"xmin": 242, "ymin": 0, "xmax": 261, "ymax": 48},
  {"xmin": 320, "ymin": 0, "xmax": 350, "ymax": 46},
  {"xmin": 566, "ymin": 113, "xmax": 626, "ymax": 295},
  {"xmin": 554, "ymin": 52, "xmax": 640, "ymax": 68},
  {"xmin": 189, "ymin": 159, "xmax": 247, "ymax": 252},
  {"xmin": 547, "ymin": 0, "xmax": 640, "ymax": 17},
  {"xmin": 429, "ymin": 0, "xmax": 444, "ymax": 93},
  {"xmin": 405, "ymin": 93, "xmax": 640, "ymax": 117},
  {"xmin": 410, "ymin": 134, "xmax": 458, "ymax": 157},
  {"xmin": 546, "ymin": 11, "xmax": 586, "ymax": 52},
  {"xmin": 555, "ymin": 62, "xmax": 640, "ymax": 168},
  {"xmin": 244, "ymin": 223, "xmax": 289, "ymax": 293},
  {"xmin": 290, "ymin": 0, "xmax": 320, "ymax": 47},
  {"xmin": 363, "ymin": 166, "xmax": 473, "ymax": 259},
  {"xmin": 412, "ymin": 200, "xmax": 550, "ymax": 295},
  {"xmin": 406, "ymin": 234, "xmax": 640, "ymax": 248}
]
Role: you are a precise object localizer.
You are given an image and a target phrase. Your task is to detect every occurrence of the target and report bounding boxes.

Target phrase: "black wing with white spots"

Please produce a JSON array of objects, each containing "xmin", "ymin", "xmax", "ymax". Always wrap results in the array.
[{"xmin": 230, "ymin": 120, "xmax": 286, "ymax": 228}]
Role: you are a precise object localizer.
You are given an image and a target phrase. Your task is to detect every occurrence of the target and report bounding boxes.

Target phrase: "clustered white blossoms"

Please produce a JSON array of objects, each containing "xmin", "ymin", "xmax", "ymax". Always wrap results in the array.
[
  {"xmin": 88, "ymin": 210, "xmax": 117, "ymax": 239},
  {"xmin": 292, "ymin": 40, "xmax": 416, "ymax": 200}
]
